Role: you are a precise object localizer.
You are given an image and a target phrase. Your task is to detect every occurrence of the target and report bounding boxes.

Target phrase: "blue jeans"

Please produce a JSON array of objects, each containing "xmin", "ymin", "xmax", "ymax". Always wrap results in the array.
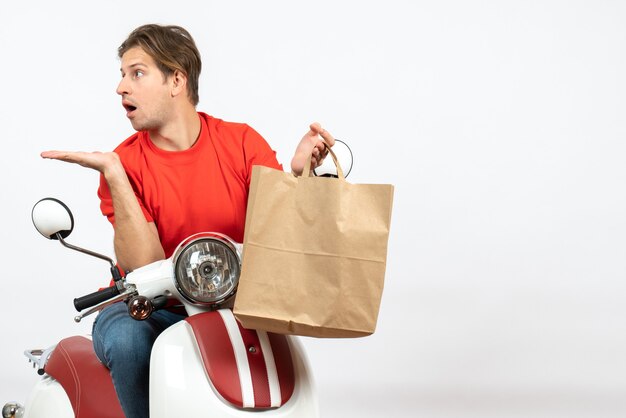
[{"xmin": 92, "ymin": 302, "xmax": 186, "ymax": 418}]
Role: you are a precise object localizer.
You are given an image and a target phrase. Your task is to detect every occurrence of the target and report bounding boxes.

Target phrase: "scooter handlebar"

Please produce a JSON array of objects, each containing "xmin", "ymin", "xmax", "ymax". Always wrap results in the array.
[{"xmin": 74, "ymin": 286, "xmax": 120, "ymax": 312}]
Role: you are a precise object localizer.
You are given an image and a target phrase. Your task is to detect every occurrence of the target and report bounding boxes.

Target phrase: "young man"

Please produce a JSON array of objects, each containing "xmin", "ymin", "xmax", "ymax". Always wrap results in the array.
[{"xmin": 41, "ymin": 24, "xmax": 334, "ymax": 418}]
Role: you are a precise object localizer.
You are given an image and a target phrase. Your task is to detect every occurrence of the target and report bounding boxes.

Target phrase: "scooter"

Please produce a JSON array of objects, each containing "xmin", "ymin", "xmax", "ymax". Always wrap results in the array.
[
  {"xmin": 3, "ymin": 198, "xmax": 318, "ymax": 418},
  {"xmin": 2, "ymin": 140, "xmax": 353, "ymax": 418}
]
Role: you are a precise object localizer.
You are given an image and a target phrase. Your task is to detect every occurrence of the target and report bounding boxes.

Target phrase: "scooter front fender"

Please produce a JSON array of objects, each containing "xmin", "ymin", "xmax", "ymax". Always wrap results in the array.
[{"xmin": 150, "ymin": 315, "xmax": 319, "ymax": 417}]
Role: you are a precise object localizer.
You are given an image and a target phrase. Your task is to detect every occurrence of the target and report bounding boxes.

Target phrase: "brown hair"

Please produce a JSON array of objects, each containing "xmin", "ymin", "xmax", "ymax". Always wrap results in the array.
[{"xmin": 118, "ymin": 24, "xmax": 202, "ymax": 106}]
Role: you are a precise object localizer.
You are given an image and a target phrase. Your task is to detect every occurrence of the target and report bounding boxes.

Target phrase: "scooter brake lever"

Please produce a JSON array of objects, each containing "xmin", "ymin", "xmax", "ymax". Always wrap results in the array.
[{"xmin": 74, "ymin": 287, "xmax": 137, "ymax": 323}]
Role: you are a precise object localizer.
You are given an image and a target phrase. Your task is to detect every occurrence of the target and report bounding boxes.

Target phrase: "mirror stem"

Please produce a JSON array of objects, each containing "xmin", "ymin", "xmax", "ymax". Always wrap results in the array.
[{"xmin": 55, "ymin": 232, "xmax": 116, "ymax": 269}]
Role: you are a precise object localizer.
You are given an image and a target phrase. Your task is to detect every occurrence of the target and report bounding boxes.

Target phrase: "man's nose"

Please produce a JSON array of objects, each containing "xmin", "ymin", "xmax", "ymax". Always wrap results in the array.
[{"xmin": 116, "ymin": 77, "xmax": 129, "ymax": 96}]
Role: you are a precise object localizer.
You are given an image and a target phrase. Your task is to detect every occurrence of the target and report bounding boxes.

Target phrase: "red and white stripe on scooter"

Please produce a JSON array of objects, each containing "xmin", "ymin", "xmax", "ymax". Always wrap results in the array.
[
  {"xmin": 185, "ymin": 309, "xmax": 295, "ymax": 409},
  {"xmin": 219, "ymin": 309, "xmax": 285, "ymax": 407}
]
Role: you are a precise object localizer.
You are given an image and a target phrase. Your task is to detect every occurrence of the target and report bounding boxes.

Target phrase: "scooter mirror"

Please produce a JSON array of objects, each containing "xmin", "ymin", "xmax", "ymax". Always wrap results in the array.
[
  {"xmin": 313, "ymin": 139, "xmax": 353, "ymax": 178},
  {"xmin": 31, "ymin": 197, "xmax": 74, "ymax": 240}
]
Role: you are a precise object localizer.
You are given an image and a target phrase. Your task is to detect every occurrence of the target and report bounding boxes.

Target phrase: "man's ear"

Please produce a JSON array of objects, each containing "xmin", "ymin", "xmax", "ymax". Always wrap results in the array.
[{"xmin": 170, "ymin": 70, "xmax": 188, "ymax": 98}]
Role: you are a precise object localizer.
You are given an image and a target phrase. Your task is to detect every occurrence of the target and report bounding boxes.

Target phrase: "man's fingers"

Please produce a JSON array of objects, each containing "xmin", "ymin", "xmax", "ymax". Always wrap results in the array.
[
  {"xmin": 308, "ymin": 122, "xmax": 335, "ymax": 147},
  {"xmin": 41, "ymin": 150, "xmax": 74, "ymax": 162},
  {"xmin": 42, "ymin": 150, "xmax": 84, "ymax": 163},
  {"xmin": 291, "ymin": 122, "xmax": 336, "ymax": 175},
  {"xmin": 41, "ymin": 150, "xmax": 63, "ymax": 159},
  {"xmin": 319, "ymin": 129, "xmax": 335, "ymax": 147},
  {"xmin": 40, "ymin": 150, "xmax": 113, "ymax": 173},
  {"xmin": 309, "ymin": 122, "xmax": 322, "ymax": 134}
]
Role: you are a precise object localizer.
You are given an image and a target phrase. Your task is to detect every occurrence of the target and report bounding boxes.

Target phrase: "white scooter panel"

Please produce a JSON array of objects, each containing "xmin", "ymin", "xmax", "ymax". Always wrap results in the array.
[{"xmin": 150, "ymin": 310, "xmax": 319, "ymax": 417}]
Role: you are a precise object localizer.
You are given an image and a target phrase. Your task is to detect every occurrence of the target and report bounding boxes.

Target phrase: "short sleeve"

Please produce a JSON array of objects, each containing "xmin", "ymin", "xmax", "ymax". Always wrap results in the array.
[{"xmin": 241, "ymin": 124, "xmax": 283, "ymax": 185}]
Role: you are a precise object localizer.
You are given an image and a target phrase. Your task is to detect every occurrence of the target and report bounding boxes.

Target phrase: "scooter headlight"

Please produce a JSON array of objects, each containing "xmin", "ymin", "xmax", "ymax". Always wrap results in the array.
[{"xmin": 172, "ymin": 233, "xmax": 241, "ymax": 306}]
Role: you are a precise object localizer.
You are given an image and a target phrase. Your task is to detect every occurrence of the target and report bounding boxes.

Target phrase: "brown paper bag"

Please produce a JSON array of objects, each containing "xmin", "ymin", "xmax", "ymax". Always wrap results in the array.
[{"xmin": 233, "ymin": 147, "xmax": 394, "ymax": 337}]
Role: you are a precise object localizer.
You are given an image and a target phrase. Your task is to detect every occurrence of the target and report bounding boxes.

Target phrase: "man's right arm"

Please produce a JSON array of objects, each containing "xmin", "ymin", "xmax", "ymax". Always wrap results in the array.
[{"xmin": 41, "ymin": 150, "xmax": 165, "ymax": 272}]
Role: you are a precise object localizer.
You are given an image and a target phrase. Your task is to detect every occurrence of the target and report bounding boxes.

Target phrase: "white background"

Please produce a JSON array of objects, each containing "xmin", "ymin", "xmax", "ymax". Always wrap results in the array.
[{"xmin": 1, "ymin": 1, "xmax": 626, "ymax": 417}]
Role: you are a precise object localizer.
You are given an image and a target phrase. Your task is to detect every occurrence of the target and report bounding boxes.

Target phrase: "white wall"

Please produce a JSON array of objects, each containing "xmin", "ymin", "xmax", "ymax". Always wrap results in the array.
[{"xmin": 2, "ymin": 1, "xmax": 626, "ymax": 417}]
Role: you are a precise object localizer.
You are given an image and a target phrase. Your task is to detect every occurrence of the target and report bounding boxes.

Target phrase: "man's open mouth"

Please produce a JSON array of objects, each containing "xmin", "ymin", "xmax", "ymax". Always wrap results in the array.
[{"xmin": 123, "ymin": 102, "xmax": 138, "ymax": 117}]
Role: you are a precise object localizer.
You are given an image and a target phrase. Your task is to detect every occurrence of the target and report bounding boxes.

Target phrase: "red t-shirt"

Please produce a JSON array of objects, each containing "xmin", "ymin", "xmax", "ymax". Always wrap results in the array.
[{"xmin": 98, "ymin": 112, "xmax": 282, "ymax": 258}]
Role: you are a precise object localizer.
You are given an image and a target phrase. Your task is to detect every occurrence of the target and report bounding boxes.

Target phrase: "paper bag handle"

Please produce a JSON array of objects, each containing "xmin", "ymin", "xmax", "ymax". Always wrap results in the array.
[{"xmin": 302, "ymin": 142, "xmax": 345, "ymax": 179}]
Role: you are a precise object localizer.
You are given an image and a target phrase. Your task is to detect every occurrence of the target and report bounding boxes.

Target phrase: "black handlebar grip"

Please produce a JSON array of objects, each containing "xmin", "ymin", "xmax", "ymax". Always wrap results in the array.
[{"xmin": 74, "ymin": 286, "xmax": 120, "ymax": 312}]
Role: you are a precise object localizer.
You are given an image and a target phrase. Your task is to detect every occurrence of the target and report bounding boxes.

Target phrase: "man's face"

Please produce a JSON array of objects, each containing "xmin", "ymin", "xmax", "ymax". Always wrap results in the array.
[{"xmin": 117, "ymin": 47, "xmax": 172, "ymax": 132}]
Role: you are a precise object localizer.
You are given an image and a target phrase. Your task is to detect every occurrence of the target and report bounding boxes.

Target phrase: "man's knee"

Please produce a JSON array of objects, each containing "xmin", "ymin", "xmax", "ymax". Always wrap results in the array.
[{"xmin": 93, "ymin": 303, "xmax": 158, "ymax": 366}]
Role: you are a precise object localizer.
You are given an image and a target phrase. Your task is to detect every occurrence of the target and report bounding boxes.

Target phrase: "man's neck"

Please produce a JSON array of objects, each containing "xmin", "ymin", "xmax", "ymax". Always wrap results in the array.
[{"xmin": 148, "ymin": 109, "xmax": 201, "ymax": 152}]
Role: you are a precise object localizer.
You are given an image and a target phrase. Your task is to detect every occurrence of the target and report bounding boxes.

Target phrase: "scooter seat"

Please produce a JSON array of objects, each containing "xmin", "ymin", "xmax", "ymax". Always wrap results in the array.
[
  {"xmin": 186, "ymin": 310, "xmax": 295, "ymax": 409},
  {"xmin": 45, "ymin": 335, "xmax": 124, "ymax": 418}
]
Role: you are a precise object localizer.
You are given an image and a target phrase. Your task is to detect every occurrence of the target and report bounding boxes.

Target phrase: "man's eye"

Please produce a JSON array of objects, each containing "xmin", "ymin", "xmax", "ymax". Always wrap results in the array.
[{"xmin": 134, "ymin": 70, "xmax": 144, "ymax": 78}]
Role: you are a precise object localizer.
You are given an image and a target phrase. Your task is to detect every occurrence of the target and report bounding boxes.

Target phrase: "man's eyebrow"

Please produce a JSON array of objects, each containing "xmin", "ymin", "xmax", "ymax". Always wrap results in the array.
[{"xmin": 120, "ymin": 62, "xmax": 147, "ymax": 72}]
